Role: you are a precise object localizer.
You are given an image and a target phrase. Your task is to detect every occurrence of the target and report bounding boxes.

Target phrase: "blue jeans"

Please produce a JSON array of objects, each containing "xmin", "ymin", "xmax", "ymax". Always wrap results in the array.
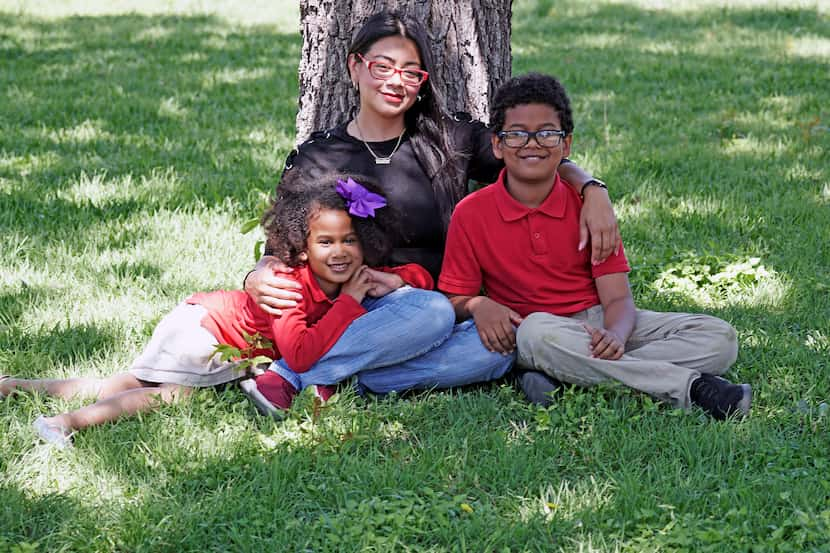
[{"xmin": 268, "ymin": 286, "xmax": 515, "ymax": 394}]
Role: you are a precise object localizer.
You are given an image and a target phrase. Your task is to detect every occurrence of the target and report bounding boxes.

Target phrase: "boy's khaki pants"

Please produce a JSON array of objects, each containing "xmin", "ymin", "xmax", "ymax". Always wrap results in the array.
[{"xmin": 515, "ymin": 306, "xmax": 739, "ymax": 409}]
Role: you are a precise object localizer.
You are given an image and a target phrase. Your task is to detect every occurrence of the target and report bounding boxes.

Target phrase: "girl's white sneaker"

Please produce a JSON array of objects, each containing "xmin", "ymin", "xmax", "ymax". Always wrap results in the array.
[{"xmin": 33, "ymin": 416, "xmax": 73, "ymax": 449}]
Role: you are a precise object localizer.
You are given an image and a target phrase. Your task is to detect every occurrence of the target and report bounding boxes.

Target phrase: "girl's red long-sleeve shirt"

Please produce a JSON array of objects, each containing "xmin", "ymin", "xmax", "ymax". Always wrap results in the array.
[{"xmin": 187, "ymin": 263, "xmax": 432, "ymax": 373}]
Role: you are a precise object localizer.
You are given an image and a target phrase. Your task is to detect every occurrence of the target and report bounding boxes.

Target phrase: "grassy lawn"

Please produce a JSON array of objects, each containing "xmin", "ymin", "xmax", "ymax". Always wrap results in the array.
[{"xmin": 1, "ymin": 0, "xmax": 828, "ymax": 550}]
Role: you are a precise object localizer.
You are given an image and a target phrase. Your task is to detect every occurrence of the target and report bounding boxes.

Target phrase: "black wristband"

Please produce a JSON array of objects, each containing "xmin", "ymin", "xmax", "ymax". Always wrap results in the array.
[
  {"xmin": 242, "ymin": 269, "xmax": 256, "ymax": 290},
  {"xmin": 580, "ymin": 178, "xmax": 608, "ymax": 198},
  {"xmin": 559, "ymin": 157, "xmax": 574, "ymax": 166}
]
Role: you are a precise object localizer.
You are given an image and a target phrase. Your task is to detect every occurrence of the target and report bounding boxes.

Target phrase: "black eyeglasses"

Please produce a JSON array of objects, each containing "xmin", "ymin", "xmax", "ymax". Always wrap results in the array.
[{"xmin": 497, "ymin": 129, "xmax": 567, "ymax": 148}]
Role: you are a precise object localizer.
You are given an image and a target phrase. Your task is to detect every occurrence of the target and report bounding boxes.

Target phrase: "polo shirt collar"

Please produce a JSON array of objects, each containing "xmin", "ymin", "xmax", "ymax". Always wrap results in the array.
[
  {"xmin": 299, "ymin": 265, "xmax": 334, "ymax": 304},
  {"xmin": 494, "ymin": 168, "xmax": 568, "ymax": 222}
]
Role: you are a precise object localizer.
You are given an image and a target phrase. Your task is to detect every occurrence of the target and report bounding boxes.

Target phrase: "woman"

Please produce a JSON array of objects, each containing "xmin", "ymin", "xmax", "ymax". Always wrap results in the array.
[{"xmin": 242, "ymin": 11, "xmax": 620, "ymax": 411}]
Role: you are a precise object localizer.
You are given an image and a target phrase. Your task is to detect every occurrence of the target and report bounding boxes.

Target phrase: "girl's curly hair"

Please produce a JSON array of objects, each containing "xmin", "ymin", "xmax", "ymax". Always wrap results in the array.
[{"xmin": 261, "ymin": 170, "xmax": 399, "ymax": 268}]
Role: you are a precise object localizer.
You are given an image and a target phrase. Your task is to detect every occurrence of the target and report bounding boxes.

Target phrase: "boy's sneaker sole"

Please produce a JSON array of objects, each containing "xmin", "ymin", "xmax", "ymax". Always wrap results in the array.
[
  {"xmin": 714, "ymin": 378, "xmax": 752, "ymax": 419},
  {"xmin": 690, "ymin": 374, "xmax": 752, "ymax": 420},
  {"xmin": 735, "ymin": 383, "xmax": 753, "ymax": 417},
  {"xmin": 239, "ymin": 378, "xmax": 285, "ymax": 420}
]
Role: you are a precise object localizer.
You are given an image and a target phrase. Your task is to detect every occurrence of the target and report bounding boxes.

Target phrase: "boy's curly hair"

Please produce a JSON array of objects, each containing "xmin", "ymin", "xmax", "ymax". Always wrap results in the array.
[
  {"xmin": 489, "ymin": 72, "xmax": 574, "ymax": 135},
  {"xmin": 261, "ymin": 170, "xmax": 399, "ymax": 268}
]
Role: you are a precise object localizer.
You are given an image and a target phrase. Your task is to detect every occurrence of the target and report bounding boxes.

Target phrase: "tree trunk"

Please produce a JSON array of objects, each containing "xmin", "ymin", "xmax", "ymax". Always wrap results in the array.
[{"xmin": 296, "ymin": 0, "xmax": 512, "ymax": 143}]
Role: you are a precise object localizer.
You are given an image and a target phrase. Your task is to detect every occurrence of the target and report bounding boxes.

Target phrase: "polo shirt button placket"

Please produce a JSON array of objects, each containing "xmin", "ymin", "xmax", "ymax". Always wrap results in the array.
[{"xmin": 529, "ymin": 215, "xmax": 548, "ymax": 255}]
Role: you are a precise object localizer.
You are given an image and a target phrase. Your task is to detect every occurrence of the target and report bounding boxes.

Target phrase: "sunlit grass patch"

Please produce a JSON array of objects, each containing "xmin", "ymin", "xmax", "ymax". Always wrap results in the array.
[
  {"xmin": 1, "ymin": 0, "xmax": 302, "ymax": 30},
  {"xmin": 57, "ymin": 170, "xmax": 152, "ymax": 207},
  {"xmin": 157, "ymin": 96, "xmax": 189, "ymax": 119},
  {"xmin": 760, "ymin": 93, "xmax": 808, "ymax": 115},
  {"xmin": 201, "ymin": 66, "xmax": 274, "ymax": 89},
  {"xmin": 687, "ymin": 23, "xmax": 791, "ymax": 57},
  {"xmin": 0, "ymin": 18, "xmax": 74, "ymax": 50},
  {"xmin": 572, "ymin": 32, "xmax": 626, "ymax": 49},
  {"xmin": 11, "ymin": 443, "xmax": 128, "ymax": 499},
  {"xmin": 520, "ymin": 477, "xmax": 616, "ymax": 524},
  {"xmin": 640, "ymin": 40, "xmax": 680, "ymax": 55},
  {"xmin": 803, "ymin": 330, "xmax": 829, "ymax": 355},
  {"xmin": 722, "ymin": 135, "xmax": 789, "ymax": 157},
  {"xmin": 47, "ymin": 119, "xmax": 113, "ymax": 144},
  {"xmin": 132, "ymin": 23, "xmax": 176, "ymax": 42},
  {"xmin": 715, "ymin": 103, "xmax": 804, "ymax": 140},
  {"xmin": 619, "ymin": 0, "xmax": 828, "ymax": 13},
  {"xmin": 0, "ymin": 151, "xmax": 61, "ymax": 177},
  {"xmin": 5, "ymin": 83, "xmax": 36, "ymax": 102},
  {"xmin": 788, "ymin": 34, "xmax": 830, "ymax": 60},
  {"xmin": 652, "ymin": 256, "xmax": 788, "ymax": 308}
]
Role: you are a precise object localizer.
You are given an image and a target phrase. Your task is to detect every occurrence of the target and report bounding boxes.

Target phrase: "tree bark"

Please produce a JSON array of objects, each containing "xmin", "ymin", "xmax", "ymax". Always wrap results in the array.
[{"xmin": 296, "ymin": 0, "xmax": 512, "ymax": 143}]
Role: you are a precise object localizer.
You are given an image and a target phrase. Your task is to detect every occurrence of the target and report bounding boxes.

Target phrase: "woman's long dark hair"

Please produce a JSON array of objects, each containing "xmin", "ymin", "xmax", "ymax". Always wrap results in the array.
[{"xmin": 348, "ymin": 11, "xmax": 466, "ymax": 231}]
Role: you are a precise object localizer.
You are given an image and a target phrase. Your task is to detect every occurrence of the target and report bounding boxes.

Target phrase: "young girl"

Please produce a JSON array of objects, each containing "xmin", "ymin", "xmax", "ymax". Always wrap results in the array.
[{"xmin": 0, "ymin": 171, "xmax": 432, "ymax": 447}]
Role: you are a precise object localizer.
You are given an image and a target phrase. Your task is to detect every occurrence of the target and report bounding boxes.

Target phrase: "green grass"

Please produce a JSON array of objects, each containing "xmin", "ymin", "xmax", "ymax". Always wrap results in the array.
[{"xmin": 1, "ymin": 0, "xmax": 829, "ymax": 551}]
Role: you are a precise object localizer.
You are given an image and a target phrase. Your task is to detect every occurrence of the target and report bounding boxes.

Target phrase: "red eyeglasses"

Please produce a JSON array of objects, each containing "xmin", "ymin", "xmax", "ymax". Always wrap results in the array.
[{"xmin": 357, "ymin": 54, "xmax": 429, "ymax": 86}]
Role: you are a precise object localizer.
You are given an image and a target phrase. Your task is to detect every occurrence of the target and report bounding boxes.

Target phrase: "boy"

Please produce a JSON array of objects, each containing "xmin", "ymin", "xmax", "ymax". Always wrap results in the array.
[{"xmin": 438, "ymin": 73, "xmax": 751, "ymax": 419}]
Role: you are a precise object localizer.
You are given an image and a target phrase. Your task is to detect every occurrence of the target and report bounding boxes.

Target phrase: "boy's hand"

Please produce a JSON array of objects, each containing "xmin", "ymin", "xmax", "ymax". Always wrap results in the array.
[
  {"xmin": 469, "ymin": 297, "xmax": 523, "ymax": 354},
  {"xmin": 363, "ymin": 268, "xmax": 404, "ymax": 298},
  {"xmin": 583, "ymin": 323, "xmax": 625, "ymax": 360},
  {"xmin": 342, "ymin": 266, "xmax": 374, "ymax": 304}
]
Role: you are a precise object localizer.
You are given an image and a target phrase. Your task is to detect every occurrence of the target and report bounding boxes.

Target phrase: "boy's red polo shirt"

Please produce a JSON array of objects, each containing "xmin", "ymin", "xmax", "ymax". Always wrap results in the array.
[{"xmin": 438, "ymin": 169, "xmax": 630, "ymax": 318}]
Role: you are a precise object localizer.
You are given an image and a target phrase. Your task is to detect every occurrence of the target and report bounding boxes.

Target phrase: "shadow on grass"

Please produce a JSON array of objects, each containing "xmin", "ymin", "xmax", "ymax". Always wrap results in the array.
[
  {"xmin": 15, "ymin": 382, "xmax": 822, "ymax": 550},
  {"xmin": 0, "ymin": 484, "xmax": 94, "ymax": 550},
  {"xmin": 1, "ymin": 320, "xmax": 121, "ymax": 367},
  {"xmin": 0, "ymin": 287, "xmax": 123, "ymax": 370},
  {"xmin": 14, "ymin": 388, "xmax": 624, "ymax": 550},
  {"xmin": 4, "ymin": 372, "xmax": 827, "ymax": 550},
  {"xmin": 1, "ymin": 12, "xmax": 301, "ymax": 247}
]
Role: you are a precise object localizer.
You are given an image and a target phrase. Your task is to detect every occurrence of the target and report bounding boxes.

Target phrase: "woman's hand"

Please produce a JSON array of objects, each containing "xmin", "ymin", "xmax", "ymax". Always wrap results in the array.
[
  {"xmin": 583, "ymin": 323, "xmax": 625, "ymax": 360},
  {"xmin": 579, "ymin": 187, "xmax": 621, "ymax": 265},
  {"xmin": 468, "ymin": 296, "xmax": 523, "ymax": 354},
  {"xmin": 363, "ymin": 268, "xmax": 404, "ymax": 298},
  {"xmin": 342, "ymin": 266, "xmax": 376, "ymax": 304},
  {"xmin": 244, "ymin": 256, "xmax": 303, "ymax": 316}
]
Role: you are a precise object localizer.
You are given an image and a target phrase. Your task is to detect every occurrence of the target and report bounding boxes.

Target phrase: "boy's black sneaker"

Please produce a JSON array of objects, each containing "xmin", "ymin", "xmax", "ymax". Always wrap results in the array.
[
  {"xmin": 689, "ymin": 374, "xmax": 752, "ymax": 420},
  {"xmin": 517, "ymin": 370, "xmax": 562, "ymax": 407}
]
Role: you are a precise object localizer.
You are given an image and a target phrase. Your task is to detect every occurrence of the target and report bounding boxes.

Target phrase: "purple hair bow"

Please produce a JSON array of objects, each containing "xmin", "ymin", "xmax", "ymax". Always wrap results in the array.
[{"xmin": 335, "ymin": 177, "xmax": 387, "ymax": 218}]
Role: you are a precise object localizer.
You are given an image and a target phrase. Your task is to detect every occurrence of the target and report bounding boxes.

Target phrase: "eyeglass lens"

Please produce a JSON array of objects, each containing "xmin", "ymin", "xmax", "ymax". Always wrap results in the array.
[
  {"xmin": 502, "ymin": 131, "xmax": 564, "ymax": 147},
  {"xmin": 366, "ymin": 62, "xmax": 425, "ymax": 85}
]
